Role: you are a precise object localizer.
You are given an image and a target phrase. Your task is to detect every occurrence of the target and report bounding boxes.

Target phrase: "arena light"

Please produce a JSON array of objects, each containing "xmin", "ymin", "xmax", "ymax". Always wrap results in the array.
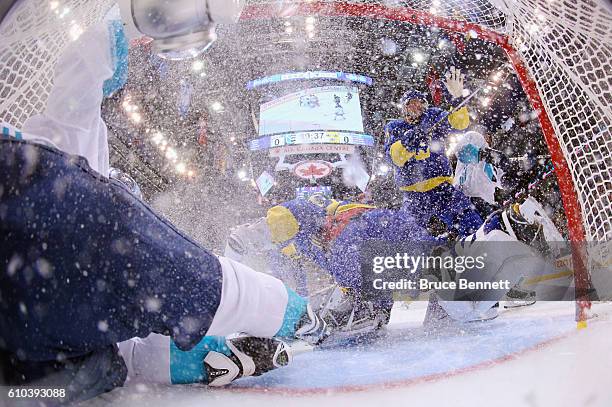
[
  {"xmin": 122, "ymin": 96, "xmax": 134, "ymax": 112},
  {"xmin": 237, "ymin": 169, "xmax": 249, "ymax": 181},
  {"xmin": 165, "ymin": 148, "xmax": 177, "ymax": 161},
  {"xmin": 211, "ymin": 101, "xmax": 223, "ymax": 112},
  {"xmin": 491, "ymin": 70, "xmax": 504, "ymax": 82},
  {"xmin": 130, "ymin": 112, "xmax": 142, "ymax": 123},
  {"xmin": 176, "ymin": 163, "xmax": 186, "ymax": 174},
  {"xmin": 412, "ymin": 51, "xmax": 425, "ymax": 63},
  {"xmin": 446, "ymin": 141, "xmax": 458, "ymax": 156},
  {"xmin": 192, "ymin": 60, "xmax": 204, "ymax": 72},
  {"xmin": 381, "ymin": 38, "xmax": 397, "ymax": 56},
  {"xmin": 56, "ymin": 6, "xmax": 70, "ymax": 19},
  {"xmin": 69, "ymin": 23, "xmax": 83, "ymax": 41},
  {"xmin": 377, "ymin": 164, "xmax": 390, "ymax": 175},
  {"xmin": 305, "ymin": 16, "xmax": 316, "ymax": 24},
  {"xmin": 152, "ymin": 132, "xmax": 164, "ymax": 144}
]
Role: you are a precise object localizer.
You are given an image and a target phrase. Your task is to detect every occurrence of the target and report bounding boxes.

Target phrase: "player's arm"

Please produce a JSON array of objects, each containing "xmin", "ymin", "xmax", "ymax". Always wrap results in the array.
[
  {"xmin": 384, "ymin": 123, "xmax": 417, "ymax": 167},
  {"xmin": 21, "ymin": 11, "xmax": 128, "ymax": 175},
  {"xmin": 443, "ymin": 67, "xmax": 470, "ymax": 131}
]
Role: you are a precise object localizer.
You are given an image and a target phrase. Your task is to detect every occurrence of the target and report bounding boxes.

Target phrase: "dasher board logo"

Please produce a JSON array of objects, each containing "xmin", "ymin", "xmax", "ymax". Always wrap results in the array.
[
  {"xmin": 270, "ymin": 143, "xmax": 355, "ymax": 157},
  {"xmin": 293, "ymin": 160, "xmax": 333, "ymax": 179}
]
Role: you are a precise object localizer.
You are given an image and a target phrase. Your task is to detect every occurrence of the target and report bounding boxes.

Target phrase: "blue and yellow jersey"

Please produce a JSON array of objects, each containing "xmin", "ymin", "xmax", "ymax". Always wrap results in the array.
[
  {"xmin": 265, "ymin": 195, "xmax": 441, "ymax": 289},
  {"xmin": 384, "ymin": 104, "xmax": 469, "ymax": 193},
  {"xmin": 265, "ymin": 195, "xmax": 376, "ymax": 271}
]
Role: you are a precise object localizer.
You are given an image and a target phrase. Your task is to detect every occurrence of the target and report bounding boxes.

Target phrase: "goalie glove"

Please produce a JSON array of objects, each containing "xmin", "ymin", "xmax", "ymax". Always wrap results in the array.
[{"xmin": 444, "ymin": 66, "xmax": 466, "ymax": 99}]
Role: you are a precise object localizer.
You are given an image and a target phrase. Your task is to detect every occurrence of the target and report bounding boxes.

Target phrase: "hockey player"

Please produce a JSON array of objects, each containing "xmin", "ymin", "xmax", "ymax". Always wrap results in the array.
[
  {"xmin": 0, "ymin": 2, "xmax": 328, "ymax": 402},
  {"xmin": 261, "ymin": 192, "xmax": 557, "ymax": 338},
  {"xmin": 263, "ymin": 195, "xmax": 438, "ymax": 337},
  {"xmin": 384, "ymin": 68, "xmax": 483, "ymax": 238},
  {"xmin": 452, "ymin": 130, "xmax": 524, "ymax": 218},
  {"xmin": 453, "ymin": 131, "xmax": 504, "ymax": 212}
]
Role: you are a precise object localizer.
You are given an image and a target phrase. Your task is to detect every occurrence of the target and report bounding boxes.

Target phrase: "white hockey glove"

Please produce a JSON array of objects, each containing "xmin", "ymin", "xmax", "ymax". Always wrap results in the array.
[{"xmin": 444, "ymin": 66, "xmax": 465, "ymax": 99}]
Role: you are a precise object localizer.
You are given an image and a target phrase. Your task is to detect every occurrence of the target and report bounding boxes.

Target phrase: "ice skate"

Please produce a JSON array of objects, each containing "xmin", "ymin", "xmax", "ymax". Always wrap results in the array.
[
  {"xmin": 502, "ymin": 286, "xmax": 537, "ymax": 308},
  {"xmin": 294, "ymin": 304, "xmax": 331, "ymax": 346},
  {"xmin": 317, "ymin": 286, "xmax": 392, "ymax": 340},
  {"xmin": 204, "ymin": 335, "xmax": 291, "ymax": 387},
  {"xmin": 423, "ymin": 293, "xmax": 498, "ymax": 332}
]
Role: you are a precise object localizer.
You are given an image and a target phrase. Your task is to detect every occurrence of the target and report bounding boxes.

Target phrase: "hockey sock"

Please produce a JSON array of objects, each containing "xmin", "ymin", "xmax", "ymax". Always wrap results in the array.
[
  {"xmin": 274, "ymin": 286, "xmax": 308, "ymax": 338},
  {"xmin": 170, "ymin": 336, "xmax": 230, "ymax": 384}
]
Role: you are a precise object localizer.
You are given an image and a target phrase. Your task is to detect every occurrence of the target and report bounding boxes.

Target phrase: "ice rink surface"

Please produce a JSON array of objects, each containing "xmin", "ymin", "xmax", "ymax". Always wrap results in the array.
[{"xmin": 87, "ymin": 301, "xmax": 612, "ymax": 407}]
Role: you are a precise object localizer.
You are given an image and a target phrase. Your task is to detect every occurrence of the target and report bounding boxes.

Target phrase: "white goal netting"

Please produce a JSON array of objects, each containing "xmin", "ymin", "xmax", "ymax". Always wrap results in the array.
[{"xmin": 0, "ymin": 0, "xmax": 610, "ymax": 246}]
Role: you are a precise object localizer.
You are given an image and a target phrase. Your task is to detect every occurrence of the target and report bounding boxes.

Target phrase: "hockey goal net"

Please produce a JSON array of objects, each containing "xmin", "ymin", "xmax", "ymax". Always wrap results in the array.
[{"xmin": 1, "ymin": 0, "xmax": 610, "ymax": 313}]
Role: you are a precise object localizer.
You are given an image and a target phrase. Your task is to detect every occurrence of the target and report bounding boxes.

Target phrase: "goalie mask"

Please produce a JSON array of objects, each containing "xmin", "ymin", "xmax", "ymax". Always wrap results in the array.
[{"xmin": 118, "ymin": 0, "xmax": 245, "ymax": 60}]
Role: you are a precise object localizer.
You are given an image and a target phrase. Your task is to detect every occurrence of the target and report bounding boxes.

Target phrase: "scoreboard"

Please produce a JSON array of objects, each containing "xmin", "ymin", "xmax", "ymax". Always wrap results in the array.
[{"xmin": 249, "ymin": 130, "xmax": 375, "ymax": 151}]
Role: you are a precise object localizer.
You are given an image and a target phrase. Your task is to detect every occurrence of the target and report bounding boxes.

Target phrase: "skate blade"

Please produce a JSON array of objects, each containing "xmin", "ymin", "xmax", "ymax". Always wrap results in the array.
[
  {"xmin": 466, "ymin": 313, "xmax": 499, "ymax": 323},
  {"xmin": 318, "ymin": 325, "xmax": 387, "ymax": 349},
  {"xmin": 503, "ymin": 300, "xmax": 537, "ymax": 309}
]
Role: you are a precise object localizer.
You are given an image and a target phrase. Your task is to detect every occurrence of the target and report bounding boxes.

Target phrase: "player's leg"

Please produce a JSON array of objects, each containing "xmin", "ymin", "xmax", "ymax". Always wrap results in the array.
[
  {"xmin": 438, "ymin": 182, "xmax": 484, "ymax": 237},
  {"xmin": 398, "ymin": 184, "xmax": 482, "ymax": 238},
  {"xmin": 0, "ymin": 140, "xmax": 325, "ymax": 398},
  {"xmin": 425, "ymin": 203, "xmax": 554, "ymax": 327},
  {"xmin": 1, "ymin": 344, "xmax": 127, "ymax": 404},
  {"xmin": 319, "ymin": 209, "xmax": 435, "ymax": 337},
  {"xmin": 117, "ymin": 333, "xmax": 291, "ymax": 387}
]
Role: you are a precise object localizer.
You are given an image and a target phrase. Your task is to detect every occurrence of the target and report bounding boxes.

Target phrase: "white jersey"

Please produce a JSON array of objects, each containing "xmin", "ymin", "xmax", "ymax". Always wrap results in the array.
[
  {"xmin": 453, "ymin": 131, "xmax": 503, "ymax": 204},
  {"xmin": 3, "ymin": 19, "xmax": 293, "ymax": 385},
  {"xmin": 1, "ymin": 20, "xmax": 115, "ymax": 176}
]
